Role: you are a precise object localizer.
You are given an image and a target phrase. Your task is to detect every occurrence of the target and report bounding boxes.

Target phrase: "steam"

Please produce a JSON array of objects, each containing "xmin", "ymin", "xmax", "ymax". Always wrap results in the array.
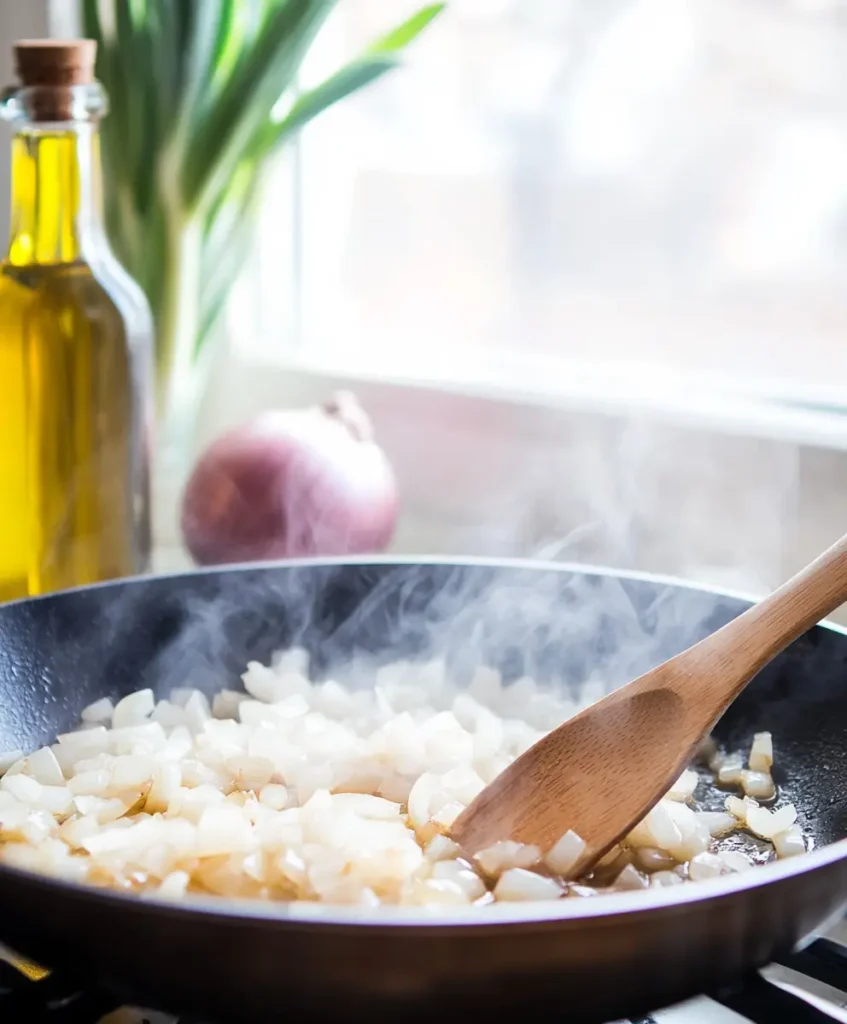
[
  {"xmin": 446, "ymin": 412, "xmax": 799, "ymax": 594},
  {"xmin": 93, "ymin": 559, "xmax": 713, "ymax": 701},
  {"xmin": 84, "ymin": 413, "xmax": 799, "ymax": 712}
]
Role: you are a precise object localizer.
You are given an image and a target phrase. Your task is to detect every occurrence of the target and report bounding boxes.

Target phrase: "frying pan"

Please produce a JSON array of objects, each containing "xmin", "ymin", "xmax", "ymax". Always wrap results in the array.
[{"xmin": 1, "ymin": 557, "xmax": 847, "ymax": 1023}]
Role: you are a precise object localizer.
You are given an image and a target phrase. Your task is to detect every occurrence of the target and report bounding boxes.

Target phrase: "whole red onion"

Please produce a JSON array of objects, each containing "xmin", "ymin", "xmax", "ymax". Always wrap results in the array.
[{"xmin": 180, "ymin": 392, "xmax": 398, "ymax": 565}]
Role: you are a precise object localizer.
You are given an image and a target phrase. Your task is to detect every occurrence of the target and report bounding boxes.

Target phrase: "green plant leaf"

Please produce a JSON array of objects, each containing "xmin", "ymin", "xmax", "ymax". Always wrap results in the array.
[
  {"xmin": 249, "ymin": 54, "xmax": 396, "ymax": 158},
  {"xmin": 181, "ymin": 0, "xmax": 337, "ymax": 211},
  {"xmin": 198, "ymin": 190, "xmax": 263, "ymax": 352},
  {"xmin": 81, "ymin": 0, "xmax": 104, "ymax": 43},
  {"xmin": 209, "ymin": 0, "xmax": 243, "ymax": 91},
  {"xmin": 108, "ymin": 0, "xmax": 157, "ymax": 214},
  {"xmin": 179, "ymin": 0, "xmax": 227, "ymax": 124},
  {"xmin": 247, "ymin": 3, "xmax": 445, "ymax": 160},
  {"xmin": 148, "ymin": 0, "xmax": 189, "ymax": 144},
  {"xmin": 86, "ymin": 10, "xmax": 138, "ymax": 218},
  {"xmin": 365, "ymin": 3, "xmax": 445, "ymax": 55}
]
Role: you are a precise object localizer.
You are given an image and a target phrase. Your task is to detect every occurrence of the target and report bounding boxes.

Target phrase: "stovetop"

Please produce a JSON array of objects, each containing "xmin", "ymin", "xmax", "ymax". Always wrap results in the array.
[{"xmin": 5, "ymin": 922, "xmax": 847, "ymax": 1023}]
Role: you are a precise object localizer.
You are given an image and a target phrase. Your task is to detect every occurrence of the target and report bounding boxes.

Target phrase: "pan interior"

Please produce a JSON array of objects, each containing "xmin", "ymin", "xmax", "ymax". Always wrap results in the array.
[{"xmin": 0, "ymin": 560, "xmax": 845, "ymax": 850}]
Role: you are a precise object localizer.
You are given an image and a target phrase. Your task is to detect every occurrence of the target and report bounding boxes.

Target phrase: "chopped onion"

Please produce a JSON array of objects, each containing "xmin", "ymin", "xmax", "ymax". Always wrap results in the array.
[
  {"xmin": 431, "ymin": 860, "xmax": 486, "ymax": 900},
  {"xmin": 0, "ymin": 653, "xmax": 808, "ymax": 907},
  {"xmin": 740, "ymin": 770, "xmax": 775, "ymax": 800},
  {"xmin": 650, "ymin": 870, "xmax": 684, "ymax": 888},
  {"xmin": 725, "ymin": 795, "xmax": 748, "ymax": 821},
  {"xmin": 110, "ymin": 754, "xmax": 155, "ymax": 792},
  {"xmin": 494, "ymin": 868, "xmax": 563, "ymax": 902},
  {"xmin": 227, "ymin": 755, "xmax": 275, "ymax": 793},
  {"xmin": 667, "ymin": 768, "xmax": 699, "ymax": 801},
  {"xmin": 424, "ymin": 835, "xmax": 461, "ymax": 862},
  {"xmin": 614, "ymin": 864, "xmax": 649, "ymax": 890},
  {"xmin": 696, "ymin": 811, "xmax": 736, "ymax": 837},
  {"xmin": 258, "ymin": 784, "xmax": 289, "ymax": 811},
  {"xmin": 717, "ymin": 756, "xmax": 745, "ymax": 786},
  {"xmin": 112, "ymin": 690, "xmax": 155, "ymax": 729},
  {"xmin": 718, "ymin": 850, "xmax": 754, "ymax": 873},
  {"xmin": 0, "ymin": 750, "xmax": 24, "ymax": 776},
  {"xmin": 24, "ymin": 747, "xmax": 64, "ymax": 787},
  {"xmin": 81, "ymin": 698, "xmax": 114, "ymax": 725},
  {"xmin": 626, "ymin": 802, "xmax": 682, "ymax": 851},
  {"xmin": 688, "ymin": 852, "xmax": 724, "ymax": 881},
  {"xmin": 746, "ymin": 803, "xmax": 797, "ymax": 841},
  {"xmin": 68, "ymin": 770, "xmax": 110, "ymax": 797},
  {"xmin": 195, "ymin": 805, "xmax": 255, "ymax": 857},
  {"xmin": 475, "ymin": 841, "xmax": 541, "ymax": 878},
  {"xmin": 634, "ymin": 847, "xmax": 676, "ymax": 873},
  {"xmin": 749, "ymin": 732, "xmax": 773, "ymax": 773},
  {"xmin": 773, "ymin": 824, "xmax": 806, "ymax": 858},
  {"xmin": 544, "ymin": 829, "xmax": 586, "ymax": 878},
  {"xmin": 158, "ymin": 870, "xmax": 190, "ymax": 899},
  {"xmin": 1, "ymin": 774, "xmax": 42, "ymax": 802}
]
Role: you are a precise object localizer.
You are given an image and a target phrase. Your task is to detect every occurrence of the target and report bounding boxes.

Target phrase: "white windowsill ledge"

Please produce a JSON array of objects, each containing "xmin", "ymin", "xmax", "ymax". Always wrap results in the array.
[{"xmin": 222, "ymin": 342, "xmax": 847, "ymax": 454}]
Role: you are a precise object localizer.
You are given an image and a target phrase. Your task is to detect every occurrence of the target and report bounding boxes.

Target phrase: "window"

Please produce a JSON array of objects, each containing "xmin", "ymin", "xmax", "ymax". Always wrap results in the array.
[{"xmin": 232, "ymin": 0, "xmax": 847, "ymax": 410}]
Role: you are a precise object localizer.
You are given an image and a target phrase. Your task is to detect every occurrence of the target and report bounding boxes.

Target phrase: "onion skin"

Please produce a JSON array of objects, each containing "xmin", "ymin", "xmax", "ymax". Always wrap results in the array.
[{"xmin": 180, "ymin": 392, "xmax": 398, "ymax": 565}]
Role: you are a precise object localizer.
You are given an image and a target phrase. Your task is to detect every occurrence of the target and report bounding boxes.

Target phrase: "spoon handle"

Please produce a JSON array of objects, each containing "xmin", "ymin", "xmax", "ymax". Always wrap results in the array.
[{"xmin": 674, "ymin": 530, "xmax": 847, "ymax": 715}]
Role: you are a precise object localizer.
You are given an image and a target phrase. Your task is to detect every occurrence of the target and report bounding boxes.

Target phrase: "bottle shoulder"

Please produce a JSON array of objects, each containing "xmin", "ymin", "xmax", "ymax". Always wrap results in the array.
[
  {"xmin": 0, "ymin": 260, "xmax": 152, "ymax": 357},
  {"xmin": 88, "ymin": 249, "xmax": 155, "ymax": 335},
  {"xmin": 0, "ymin": 259, "xmax": 152, "ymax": 336}
]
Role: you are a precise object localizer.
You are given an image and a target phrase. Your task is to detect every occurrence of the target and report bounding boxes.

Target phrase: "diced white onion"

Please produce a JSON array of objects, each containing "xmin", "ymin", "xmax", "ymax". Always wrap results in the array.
[
  {"xmin": 1, "ymin": 774, "xmax": 42, "ymax": 802},
  {"xmin": 718, "ymin": 850, "xmax": 754, "ymax": 873},
  {"xmin": 424, "ymin": 835, "xmax": 461, "ymax": 862},
  {"xmin": 717, "ymin": 757, "xmax": 745, "ymax": 786},
  {"xmin": 81, "ymin": 698, "xmax": 114, "ymax": 725},
  {"xmin": 112, "ymin": 690, "xmax": 155, "ymax": 729},
  {"xmin": 494, "ymin": 868, "xmax": 563, "ymax": 901},
  {"xmin": 696, "ymin": 811, "xmax": 737, "ymax": 837},
  {"xmin": 634, "ymin": 847, "xmax": 676, "ymax": 873},
  {"xmin": 0, "ymin": 750, "xmax": 24, "ymax": 776},
  {"xmin": 544, "ymin": 829, "xmax": 587, "ymax": 878},
  {"xmin": 741, "ymin": 770, "xmax": 775, "ymax": 800},
  {"xmin": 667, "ymin": 768, "xmax": 699, "ymax": 802},
  {"xmin": 614, "ymin": 864, "xmax": 649, "ymax": 890},
  {"xmin": 746, "ymin": 803, "xmax": 797, "ymax": 841},
  {"xmin": 773, "ymin": 825, "xmax": 806, "ymax": 858},
  {"xmin": 475, "ymin": 841, "xmax": 541, "ymax": 878},
  {"xmin": 749, "ymin": 732, "xmax": 773, "ymax": 773},
  {"xmin": 688, "ymin": 852, "xmax": 724, "ymax": 881},
  {"xmin": 650, "ymin": 870, "xmax": 684, "ymax": 888},
  {"xmin": 25, "ymin": 747, "xmax": 65, "ymax": 786},
  {"xmin": 725, "ymin": 795, "xmax": 748, "ymax": 821},
  {"xmin": 0, "ymin": 657, "xmax": 803, "ymax": 907}
]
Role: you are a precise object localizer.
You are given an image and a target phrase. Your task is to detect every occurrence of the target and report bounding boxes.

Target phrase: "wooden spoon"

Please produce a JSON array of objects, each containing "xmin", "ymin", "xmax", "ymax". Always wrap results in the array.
[{"xmin": 451, "ymin": 532, "xmax": 847, "ymax": 874}]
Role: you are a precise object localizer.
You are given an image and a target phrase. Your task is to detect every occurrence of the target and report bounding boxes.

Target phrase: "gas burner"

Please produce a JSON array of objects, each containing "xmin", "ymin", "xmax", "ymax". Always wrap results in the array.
[{"xmin": 4, "ymin": 931, "xmax": 847, "ymax": 1024}]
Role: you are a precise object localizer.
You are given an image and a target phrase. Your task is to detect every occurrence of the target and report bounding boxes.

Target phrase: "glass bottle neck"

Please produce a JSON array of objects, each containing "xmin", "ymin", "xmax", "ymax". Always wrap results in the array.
[{"xmin": 6, "ymin": 122, "xmax": 104, "ymax": 266}]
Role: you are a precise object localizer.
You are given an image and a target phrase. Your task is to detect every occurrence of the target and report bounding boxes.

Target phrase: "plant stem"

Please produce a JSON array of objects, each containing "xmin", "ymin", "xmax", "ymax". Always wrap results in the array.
[{"xmin": 155, "ymin": 213, "xmax": 203, "ymax": 452}]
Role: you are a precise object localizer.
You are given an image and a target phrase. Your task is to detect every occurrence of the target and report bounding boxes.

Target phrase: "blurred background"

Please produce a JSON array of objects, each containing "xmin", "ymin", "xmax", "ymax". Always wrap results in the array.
[{"xmin": 12, "ymin": 0, "xmax": 847, "ymax": 612}]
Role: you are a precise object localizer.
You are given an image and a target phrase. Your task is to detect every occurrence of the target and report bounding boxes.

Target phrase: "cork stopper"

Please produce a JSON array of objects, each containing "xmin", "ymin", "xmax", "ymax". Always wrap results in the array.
[
  {"xmin": 12, "ymin": 40, "xmax": 97, "ymax": 121},
  {"xmin": 14, "ymin": 40, "xmax": 96, "ymax": 88}
]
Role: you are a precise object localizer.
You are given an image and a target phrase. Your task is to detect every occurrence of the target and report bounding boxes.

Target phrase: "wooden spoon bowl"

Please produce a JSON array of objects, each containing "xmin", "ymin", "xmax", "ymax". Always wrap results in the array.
[{"xmin": 451, "ymin": 531, "xmax": 847, "ymax": 873}]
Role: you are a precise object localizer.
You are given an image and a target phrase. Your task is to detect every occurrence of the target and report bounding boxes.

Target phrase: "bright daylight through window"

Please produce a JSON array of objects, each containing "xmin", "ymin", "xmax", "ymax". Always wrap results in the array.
[{"xmin": 233, "ymin": 0, "xmax": 847, "ymax": 409}]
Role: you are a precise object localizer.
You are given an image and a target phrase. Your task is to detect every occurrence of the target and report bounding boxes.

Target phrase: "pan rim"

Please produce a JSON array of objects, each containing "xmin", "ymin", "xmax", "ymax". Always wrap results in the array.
[
  {"xmin": 1, "ymin": 555, "xmax": 845, "ymax": 931},
  {"xmin": 3, "ymin": 552, "xmax": 847, "ymax": 636}
]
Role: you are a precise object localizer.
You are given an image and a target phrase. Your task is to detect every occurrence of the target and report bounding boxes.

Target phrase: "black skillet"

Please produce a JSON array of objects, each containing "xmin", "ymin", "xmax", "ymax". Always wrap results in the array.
[{"xmin": 0, "ymin": 557, "xmax": 846, "ymax": 1023}]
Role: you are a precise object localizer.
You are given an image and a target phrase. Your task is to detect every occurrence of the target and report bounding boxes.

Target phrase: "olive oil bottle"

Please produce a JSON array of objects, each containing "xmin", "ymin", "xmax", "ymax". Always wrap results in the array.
[{"xmin": 0, "ymin": 40, "xmax": 152, "ymax": 601}]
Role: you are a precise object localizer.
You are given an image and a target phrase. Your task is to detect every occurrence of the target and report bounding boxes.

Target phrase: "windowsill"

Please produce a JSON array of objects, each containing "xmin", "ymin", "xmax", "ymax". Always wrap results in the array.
[{"xmin": 226, "ymin": 339, "xmax": 847, "ymax": 453}]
